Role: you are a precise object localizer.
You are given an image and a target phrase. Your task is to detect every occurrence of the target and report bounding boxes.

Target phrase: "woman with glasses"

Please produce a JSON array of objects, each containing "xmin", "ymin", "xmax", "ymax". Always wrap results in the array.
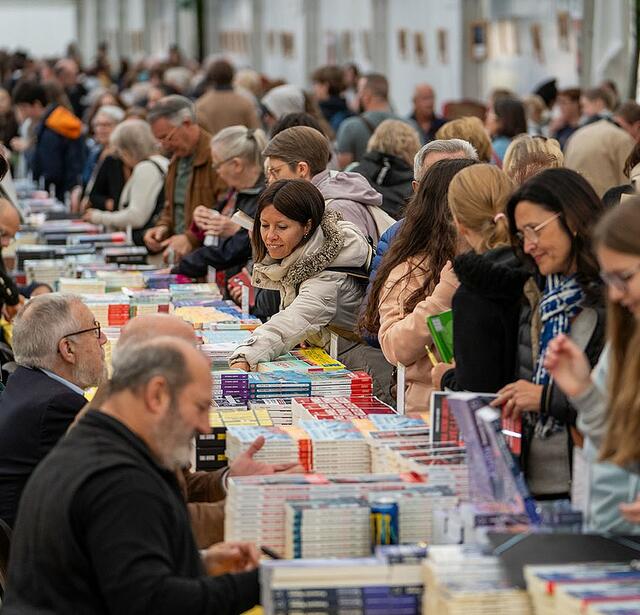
[
  {"xmin": 83, "ymin": 119, "xmax": 168, "ymax": 246},
  {"xmin": 544, "ymin": 199, "xmax": 640, "ymax": 530},
  {"xmin": 172, "ymin": 126, "xmax": 267, "ymax": 283},
  {"xmin": 493, "ymin": 167, "xmax": 605, "ymax": 500}
]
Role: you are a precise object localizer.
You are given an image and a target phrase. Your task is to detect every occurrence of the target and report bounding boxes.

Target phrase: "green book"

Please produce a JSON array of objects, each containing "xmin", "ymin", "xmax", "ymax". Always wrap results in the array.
[{"xmin": 426, "ymin": 310, "xmax": 454, "ymax": 363}]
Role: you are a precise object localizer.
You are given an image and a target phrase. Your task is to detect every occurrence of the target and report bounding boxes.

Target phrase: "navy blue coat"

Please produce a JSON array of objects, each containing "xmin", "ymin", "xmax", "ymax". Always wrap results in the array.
[{"xmin": 31, "ymin": 104, "xmax": 86, "ymax": 201}]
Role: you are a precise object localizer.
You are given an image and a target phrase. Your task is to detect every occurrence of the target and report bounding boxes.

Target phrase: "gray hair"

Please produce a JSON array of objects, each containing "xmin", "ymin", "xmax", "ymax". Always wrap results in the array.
[
  {"xmin": 413, "ymin": 138, "xmax": 478, "ymax": 181},
  {"xmin": 211, "ymin": 125, "xmax": 267, "ymax": 168},
  {"xmin": 94, "ymin": 105, "xmax": 125, "ymax": 125},
  {"xmin": 147, "ymin": 94, "xmax": 196, "ymax": 126},
  {"xmin": 110, "ymin": 336, "xmax": 192, "ymax": 397},
  {"xmin": 12, "ymin": 293, "xmax": 84, "ymax": 369},
  {"xmin": 110, "ymin": 119, "xmax": 159, "ymax": 163}
]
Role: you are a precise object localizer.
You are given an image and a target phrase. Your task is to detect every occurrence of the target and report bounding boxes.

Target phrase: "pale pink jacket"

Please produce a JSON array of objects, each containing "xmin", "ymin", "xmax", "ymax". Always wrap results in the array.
[{"xmin": 378, "ymin": 258, "xmax": 459, "ymax": 414}]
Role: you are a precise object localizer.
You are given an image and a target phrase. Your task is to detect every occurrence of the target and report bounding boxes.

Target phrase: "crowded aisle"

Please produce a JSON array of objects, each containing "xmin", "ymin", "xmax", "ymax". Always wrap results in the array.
[{"xmin": 0, "ymin": 37, "xmax": 639, "ymax": 615}]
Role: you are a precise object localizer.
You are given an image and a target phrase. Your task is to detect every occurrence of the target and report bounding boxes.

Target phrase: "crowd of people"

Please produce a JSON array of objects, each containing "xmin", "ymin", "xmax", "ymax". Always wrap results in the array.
[{"xmin": 0, "ymin": 44, "xmax": 638, "ymax": 613}]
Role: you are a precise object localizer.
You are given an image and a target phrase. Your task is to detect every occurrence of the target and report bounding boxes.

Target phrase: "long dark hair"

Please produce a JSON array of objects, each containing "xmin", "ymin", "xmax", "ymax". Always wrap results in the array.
[
  {"xmin": 252, "ymin": 179, "xmax": 325, "ymax": 262},
  {"xmin": 505, "ymin": 167, "xmax": 604, "ymax": 304},
  {"xmin": 360, "ymin": 158, "xmax": 477, "ymax": 334},
  {"xmin": 494, "ymin": 97, "xmax": 527, "ymax": 138}
]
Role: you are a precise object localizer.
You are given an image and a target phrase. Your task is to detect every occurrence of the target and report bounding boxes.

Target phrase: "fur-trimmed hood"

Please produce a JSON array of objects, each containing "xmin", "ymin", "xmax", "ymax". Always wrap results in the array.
[{"xmin": 252, "ymin": 209, "xmax": 370, "ymax": 297}]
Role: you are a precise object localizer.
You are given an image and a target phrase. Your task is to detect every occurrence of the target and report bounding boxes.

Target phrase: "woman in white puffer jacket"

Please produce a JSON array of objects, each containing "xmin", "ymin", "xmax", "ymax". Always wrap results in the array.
[{"xmin": 229, "ymin": 179, "xmax": 370, "ymax": 370}]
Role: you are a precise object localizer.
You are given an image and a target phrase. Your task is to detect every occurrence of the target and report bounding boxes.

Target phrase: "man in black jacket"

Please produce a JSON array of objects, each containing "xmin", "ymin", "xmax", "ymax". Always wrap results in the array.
[
  {"xmin": 0, "ymin": 293, "xmax": 107, "ymax": 527},
  {"xmin": 4, "ymin": 336, "xmax": 260, "ymax": 615}
]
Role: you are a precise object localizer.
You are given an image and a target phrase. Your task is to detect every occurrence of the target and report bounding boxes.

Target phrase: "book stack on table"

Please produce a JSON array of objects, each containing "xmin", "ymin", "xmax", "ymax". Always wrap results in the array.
[
  {"xmin": 224, "ymin": 473, "xmax": 426, "ymax": 555},
  {"xmin": 422, "ymin": 545, "xmax": 533, "ymax": 615},
  {"xmin": 524, "ymin": 562, "xmax": 640, "ymax": 615},
  {"xmin": 260, "ymin": 545, "xmax": 426, "ymax": 615}
]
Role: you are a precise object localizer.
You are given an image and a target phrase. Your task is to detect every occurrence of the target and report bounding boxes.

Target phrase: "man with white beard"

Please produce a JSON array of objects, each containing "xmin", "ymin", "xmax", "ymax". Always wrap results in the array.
[
  {"xmin": 4, "ymin": 336, "xmax": 261, "ymax": 615},
  {"xmin": 0, "ymin": 293, "xmax": 108, "ymax": 528}
]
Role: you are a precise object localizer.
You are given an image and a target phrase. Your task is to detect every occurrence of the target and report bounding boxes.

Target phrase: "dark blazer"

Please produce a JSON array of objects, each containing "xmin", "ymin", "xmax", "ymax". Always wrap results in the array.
[{"xmin": 0, "ymin": 366, "xmax": 86, "ymax": 527}]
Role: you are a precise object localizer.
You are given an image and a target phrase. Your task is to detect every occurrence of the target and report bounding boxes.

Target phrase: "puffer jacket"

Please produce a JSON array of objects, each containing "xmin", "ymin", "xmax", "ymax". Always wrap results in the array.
[
  {"xmin": 228, "ymin": 210, "xmax": 370, "ymax": 367},
  {"xmin": 378, "ymin": 258, "xmax": 459, "ymax": 414},
  {"xmin": 517, "ymin": 278, "xmax": 606, "ymax": 497}
]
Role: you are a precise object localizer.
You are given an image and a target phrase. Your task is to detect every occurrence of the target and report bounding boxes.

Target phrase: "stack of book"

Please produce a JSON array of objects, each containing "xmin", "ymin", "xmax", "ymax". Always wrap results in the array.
[
  {"xmin": 248, "ymin": 372, "xmax": 313, "ymax": 400},
  {"xmin": 257, "ymin": 348, "xmax": 346, "ymax": 373},
  {"xmin": 58, "ymin": 277, "xmax": 106, "ymax": 294},
  {"xmin": 422, "ymin": 545, "xmax": 533, "ymax": 614},
  {"xmin": 261, "ymin": 545, "xmax": 426, "ymax": 615},
  {"xmin": 292, "ymin": 396, "xmax": 395, "ymax": 424},
  {"xmin": 249, "ymin": 399, "xmax": 293, "ymax": 426},
  {"xmin": 211, "ymin": 369, "xmax": 250, "ymax": 400},
  {"xmin": 200, "ymin": 329, "xmax": 254, "ymax": 370},
  {"xmin": 123, "ymin": 288, "xmax": 171, "ymax": 316},
  {"xmin": 196, "ymin": 397, "xmax": 269, "ymax": 472},
  {"xmin": 225, "ymin": 473, "xmax": 426, "ymax": 554},
  {"xmin": 96, "ymin": 269, "xmax": 145, "ymax": 291},
  {"xmin": 24, "ymin": 259, "xmax": 74, "ymax": 286},
  {"xmin": 525, "ymin": 562, "xmax": 640, "ymax": 615},
  {"xmin": 297, "ymin": 420, "xmax": 371, "ymax": 474},
  {"xmin": 143, "ymin": 272, "xmax": 191, "ymax": 289},
  {"xmin": 226, "ymin": 426, "xmax": 300, "ymax": 467},
  {"xmin": 284, "ymin": 497, "xmax": 371, "ymax": 559},
  {"xmin": 587, "ymin": 602, "xmax": 640, "ymax": 614},
  {"xmin": 169, "ymin": 282, "xmax": 222, "ymax": 300},
  {"xmin": 555, "ymin": 583, "xmax": 640, "ymax": 615},
  {"xmin": 80, "ymin": 293, "xmax": 131, "ymax": 326}
]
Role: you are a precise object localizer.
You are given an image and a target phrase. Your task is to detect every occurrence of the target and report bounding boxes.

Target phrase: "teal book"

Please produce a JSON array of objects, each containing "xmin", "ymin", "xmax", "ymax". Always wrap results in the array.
[{"xmin": 426, "ymin": 310, "xmax": 454, "ymax": 363}]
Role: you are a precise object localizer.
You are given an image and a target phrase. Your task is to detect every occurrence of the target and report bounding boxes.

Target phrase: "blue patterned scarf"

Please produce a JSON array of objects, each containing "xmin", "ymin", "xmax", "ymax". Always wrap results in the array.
[{"xmin": 533, "ymin": 274, "xmax": 584, "ymax": 438}]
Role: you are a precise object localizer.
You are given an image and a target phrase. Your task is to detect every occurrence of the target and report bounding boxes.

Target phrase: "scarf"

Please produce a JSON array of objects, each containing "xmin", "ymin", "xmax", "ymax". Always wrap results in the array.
[{"xmin": 532, "ymin": 274, "xmax": 584, "ymax": 438}]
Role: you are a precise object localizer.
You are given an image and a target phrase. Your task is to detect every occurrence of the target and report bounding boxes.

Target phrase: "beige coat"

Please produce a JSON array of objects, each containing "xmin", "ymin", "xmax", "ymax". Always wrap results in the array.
[
  {"xmin": 564, "ymin": 119, "xmax": 635, "ymax": 198},
  {"xmin": 229, "ymin": 211, "xmax": 370, "ymax": 367},
  {"xmin": 195, "ymin": 89, "xmax": 260, "ymax": 137},
  {"xmin": 378, "ymin": 258, "xmax": 459, "ymax": 414}
]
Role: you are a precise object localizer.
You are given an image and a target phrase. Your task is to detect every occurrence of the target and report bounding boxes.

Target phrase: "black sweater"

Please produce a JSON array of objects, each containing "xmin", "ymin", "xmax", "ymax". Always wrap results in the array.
[
  {"xmin": 441, "ymin": 247, "xmax": 530, "ymax": 393},
  {"xmin": 4, "ymin": 410, "xmax": 260, "ymax": 615}
]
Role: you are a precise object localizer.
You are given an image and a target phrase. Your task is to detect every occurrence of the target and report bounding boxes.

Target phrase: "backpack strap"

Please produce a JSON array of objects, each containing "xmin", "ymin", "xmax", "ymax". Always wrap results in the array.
[{"xmin": 358, "ymin": 114, "xmax": 377, "ymax": 135}]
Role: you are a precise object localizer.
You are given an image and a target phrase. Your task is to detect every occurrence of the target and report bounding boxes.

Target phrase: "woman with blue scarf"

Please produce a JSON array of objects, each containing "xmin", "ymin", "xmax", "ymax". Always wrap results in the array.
[{"xmin": 493, "ymin": 168, "xmax": 605, "ymax": 499}]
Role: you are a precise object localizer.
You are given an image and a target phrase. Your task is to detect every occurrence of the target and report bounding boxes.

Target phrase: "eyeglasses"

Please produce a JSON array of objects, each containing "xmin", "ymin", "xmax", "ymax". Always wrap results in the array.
[
  {"xmin": 515, "ymin": 212, "xmax": 561, "ymax": 245},
  {"xmin": 600, "ymin": 263, "xmax": 640, "ymax": 292},
  {"xmin": 211, "ymin": 156, "xmax": 236, "ymax": 172},
  {"xmin": 63, "ymin": 320, "xmax": 102, "ymax": 341},
  {"xmin": 266, "ymin": 162, "xmax": 290, "ymax": 180}
]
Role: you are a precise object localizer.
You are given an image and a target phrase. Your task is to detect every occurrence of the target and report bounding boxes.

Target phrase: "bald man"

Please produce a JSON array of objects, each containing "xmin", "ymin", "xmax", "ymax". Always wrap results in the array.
[
  {"xmin": 76, "ymin": 313, "xmax": 299, "ymax": 547},
  {"xmin": 0, "ymin": 199, "xmax": 22, "ymax": 319},
  {"xmin": 409, "ymin": 83, "xmax": 448, "ymax": 144}
]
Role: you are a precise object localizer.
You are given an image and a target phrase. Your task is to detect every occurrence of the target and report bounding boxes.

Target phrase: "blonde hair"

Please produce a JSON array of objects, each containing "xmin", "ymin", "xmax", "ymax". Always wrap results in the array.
[
  {"xmin": 366, "ymin": 119, "xmax": 421, "ymax": 168},
  {"xmin": 502, "ymin": 134, "xmax": 563, "ymax": 180},
  {"xmin": 448, "ymin": 164, "xmax": 513, "ymax": 252},
  {"xmin": 211, "ymin": 125, "xmax": 267, "ymax": 168},
  {"xmin": 436, "ymin": 116, "xmax": 492, "ymax": 162},
  {"xmin": 110, "ymin": 119, "xmax": 159, "ymax": 163},
  {"xmin": 594, "ymin": 198, "xmax": 640, "ymax": 466}
]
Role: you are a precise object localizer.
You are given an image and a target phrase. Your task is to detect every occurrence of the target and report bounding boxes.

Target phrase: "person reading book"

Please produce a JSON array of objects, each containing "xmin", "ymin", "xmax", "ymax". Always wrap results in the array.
[
  {"xmin": 545, "ymin": 199, "xmax": 640, "ymax": 528},
  {"xmin": 359, "ymin": 158, "xmax": 476, "ymax": 414},
  {"xmin": 228, "ymin": 179, "xmax": 370, "ymax": 371},
  {"xmin": 430, "ymin": 164, "xmax": 530, "ymax": 393},
  {"xmin": 492, "ymin": 168, "xmax": 605, "ymax": 500}
]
